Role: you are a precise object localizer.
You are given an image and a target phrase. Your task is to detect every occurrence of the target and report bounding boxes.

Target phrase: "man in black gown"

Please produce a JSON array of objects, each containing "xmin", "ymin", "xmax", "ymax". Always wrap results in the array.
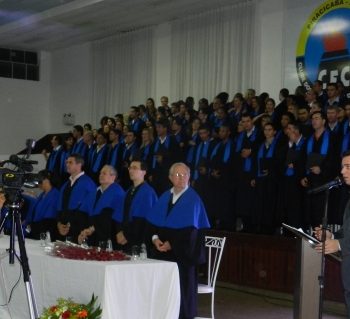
[{"xmin": 147, "ymin": 163, "xmax": 210, "ymax": 319}]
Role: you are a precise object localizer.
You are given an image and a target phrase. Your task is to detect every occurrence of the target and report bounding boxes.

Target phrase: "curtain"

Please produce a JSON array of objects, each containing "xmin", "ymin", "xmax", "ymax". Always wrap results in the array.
[
  {"xmin": 170, "ymin": 0, "xmax": 258, "ymax": 103},
  {"xmin": 91, "ymin": 27, "xmax": 155, "ymax": 126}
]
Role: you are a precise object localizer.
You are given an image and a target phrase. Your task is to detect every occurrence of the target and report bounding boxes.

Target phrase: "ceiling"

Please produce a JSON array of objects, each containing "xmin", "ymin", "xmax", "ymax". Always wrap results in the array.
[{"xmin": 0, "ymin": 0, "xmax": 238, "ymax": 51}]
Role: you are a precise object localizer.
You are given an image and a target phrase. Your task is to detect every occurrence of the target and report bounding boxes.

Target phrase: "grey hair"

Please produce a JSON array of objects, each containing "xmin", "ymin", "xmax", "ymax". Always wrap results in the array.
[
  {"xmin": 102, "ymin": 165, "xmax": 117, "ymax": 177},
  {"xmin": 169, "ymin": 162, "xmax": 190, "ymax": 176}
]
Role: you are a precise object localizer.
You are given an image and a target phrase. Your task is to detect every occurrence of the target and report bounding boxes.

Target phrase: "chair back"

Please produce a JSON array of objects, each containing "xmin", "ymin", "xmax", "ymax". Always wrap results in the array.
[{"xmin": 205, "ymin": 236, "xmax": 226, "ymax": 288}]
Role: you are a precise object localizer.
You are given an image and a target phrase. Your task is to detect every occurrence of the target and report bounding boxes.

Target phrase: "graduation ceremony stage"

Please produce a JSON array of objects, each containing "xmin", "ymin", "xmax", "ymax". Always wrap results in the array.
[{"xmin": 207, "ymin": 230, "xmax": 344, "ymax": 304}]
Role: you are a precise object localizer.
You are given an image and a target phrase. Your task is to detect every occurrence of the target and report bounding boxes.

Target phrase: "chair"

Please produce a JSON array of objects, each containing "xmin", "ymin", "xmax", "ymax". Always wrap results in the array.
[{"xmin": 196, "ymin": 236, "xmax": 226, "ymax": 319}]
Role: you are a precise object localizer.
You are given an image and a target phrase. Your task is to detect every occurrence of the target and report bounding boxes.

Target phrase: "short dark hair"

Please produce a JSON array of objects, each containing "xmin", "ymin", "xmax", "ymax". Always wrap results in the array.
[
  {"xmin": 73, "ymin": 125, "xmax": 84, "ymax": 136},
  {"xmin": 110, "ymin": 128, "xmax": 122, "ymax": 136},
  {"xmin": 241, "ymin": 112, "xmax": 253, "ymax": 120},
  {"xmin": 130, "ymin": 159, "xmax": 148, "ymax": 172},
  {"xmin": 342, "ymin": 150, "xmax": 350, "ymax": 158},
  {"xmin": 280, "ymin": 88, "xmax": 289, "ymax": 98},
  {"xmin": 68, "ymin": 153, "xmax": 84, "ymax": 166},
  {"xmin": 311, "ymin": 110, "xmax": 326, "ymax": 120},
  {"xmin": 327, "ymin": 82, "xmax": 337, "ymax": 89}
]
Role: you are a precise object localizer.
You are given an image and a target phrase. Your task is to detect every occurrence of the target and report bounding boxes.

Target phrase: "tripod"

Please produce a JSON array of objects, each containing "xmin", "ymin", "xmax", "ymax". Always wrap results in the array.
[{"xmin": 0, "ymin": 191, "xmax": 39, "ymax": 319}]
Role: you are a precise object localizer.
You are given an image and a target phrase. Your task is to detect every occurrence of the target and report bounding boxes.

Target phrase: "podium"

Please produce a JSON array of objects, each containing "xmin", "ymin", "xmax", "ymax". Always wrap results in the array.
[{"xmin": 282, "ymin": 224, "xmax": 341, "ymax": 319}]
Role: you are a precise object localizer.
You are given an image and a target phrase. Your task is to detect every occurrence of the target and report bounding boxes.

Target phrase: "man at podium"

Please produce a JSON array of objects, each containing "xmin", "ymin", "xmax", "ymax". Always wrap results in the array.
[{"xmin": 315, "ymin": 150, "xmax": 350, "ymax": 315}]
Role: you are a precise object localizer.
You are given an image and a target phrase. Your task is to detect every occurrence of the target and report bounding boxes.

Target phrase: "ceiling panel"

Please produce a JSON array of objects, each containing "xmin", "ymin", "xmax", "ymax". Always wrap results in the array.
[{"xmin": 0, "ymin": 0, "xmax": 240, "ymax": 51}]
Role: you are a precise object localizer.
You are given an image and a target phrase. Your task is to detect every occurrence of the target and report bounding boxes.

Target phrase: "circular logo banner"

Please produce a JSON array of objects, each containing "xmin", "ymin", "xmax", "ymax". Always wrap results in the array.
[{"xmin": 296, "ymin": 0, "xmax": 350, "ymax": 90}]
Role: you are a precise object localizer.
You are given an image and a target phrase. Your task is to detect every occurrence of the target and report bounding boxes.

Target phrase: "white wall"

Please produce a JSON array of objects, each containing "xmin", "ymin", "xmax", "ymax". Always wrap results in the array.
[
  {"xmin": 49, "ymin": 42, "xmax": 92, "ymax": 132},
  {"xmin": 0, "ymin": 52, "xmax": 51, "ymax": 156}
]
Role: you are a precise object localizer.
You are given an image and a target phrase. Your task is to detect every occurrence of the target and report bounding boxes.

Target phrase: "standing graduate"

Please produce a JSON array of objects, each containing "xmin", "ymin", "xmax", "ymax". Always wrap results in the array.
[
  {"xmin": 78, "ymin": 165, "xmax": 125, "ymax": 246},
  {"xmin": 24, "ymin": 170, "xmax": 60, "ymax": 240},
  {"xmin": 56, "ymin": 153, "xmax": 96, "ymax": 242},
  {"xmin": 113, "ymin": 160, "xmax": 157, "ymax": 252},
  {"xmin": 107, "ymin": 128, "xmax": 124, "ymax": 179},
  {"xmin": 253, "ymin": 123, "xmax": 281, "ymax": 234},
  {"xmin": 301, "ymin": 111, "xmax": 338, "ymax": 227},
  {"xmin": 87, "ymin": 129, "xmax": 109, "ymax": 184},
  {"xmin": 280, "ymin": 122, "xmax": 306, "ymax": 229},
  {"xmin": 147, "ymin": 163, "xmax": 210, "ymax": 319}
]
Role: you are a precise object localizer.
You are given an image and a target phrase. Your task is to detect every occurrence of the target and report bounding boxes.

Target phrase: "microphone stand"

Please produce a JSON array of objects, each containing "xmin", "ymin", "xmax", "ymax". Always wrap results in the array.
[{"xmin": 318, "ymin": 188, "xmax": 329, "ymax": 319}]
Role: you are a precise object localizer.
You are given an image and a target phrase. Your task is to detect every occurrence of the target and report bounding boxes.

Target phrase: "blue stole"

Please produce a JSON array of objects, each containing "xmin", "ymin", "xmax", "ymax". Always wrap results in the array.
[
  {"xmin": 82, "ymin": 183, "xmax": 125, "ymax": 217},
  {"xmin": 152, "ymin": 136, "xmax": 170, "ymax": 168},
  {"xmin": 131, "ymin": 119, "xmax": 142, "ymax": 132},
  {"xmin": 86, "ymin": 144, "xmax": 96, "ymax": 169},
  {"xmin": 91, "ymin": 144, "xmax": 107, "ymax": 173},
  {"xmin": 60, "ymin": 149, "xmax": 71, "ymax": 174},
  {"xmin": 47, "ymin": 149, "xmax": 61, "ymax": 171},
  {"xmin": 343, "ymin": 119, "xmax": 349, "ymax": 136},
  {"xmin": 141, "ymin": 144, "xmax": 151, "ymax": 161},
  {"xmin": 186, "ymin": 133, "xmax": 199, "ymax": 164},
  {"xmin": 26, "ymin": 188, "xmax": 60, "ymax": 223},
  {"xmin": 72, "ymin": 139, "xmax": 86, "ymax": 156},
  {"xmin": 57, "ymin": 175, "xmax": 96, "ymax": 211},
  {"xmin": 342, "ymin": 132, "xmax": 350, "ymax": 154},
  {"xmin": 306, "ymin": 130, "xmax": 330, "ymax": 174},
  {"xmin": 123, "ymin": 143, "xmax": 137, "ymax": 161},
  {"xmin": 285, "ymin": 138, "xmax": 305, "ymax": 176},
  {"xmin": 193, "ymin": 140, "xmax": 210, "ymax": 180},
  {"xmin": 113, "ymin": 183, "xmax": 157, "ymax": 222},
  {"xmin": 211, "ymin": 140, "xmax": 232, "ymax": 163},
  {"xmin": 307, "ymin": 130, "xmax": 330, "ymax": 155},
  {"xmin": 257, "ymin": 138, "xmax": 277, "ymax": 177},
  {"xmin": 108, "ymin": 143, "xmax": 122, "ymax": 167},
  {"xmin": 146, "ymin": 187, "xmax": 210, "ymax": 229},
  {"xmin": 235, "ymin": 128, "xmax": 258, "ymax": 172}
]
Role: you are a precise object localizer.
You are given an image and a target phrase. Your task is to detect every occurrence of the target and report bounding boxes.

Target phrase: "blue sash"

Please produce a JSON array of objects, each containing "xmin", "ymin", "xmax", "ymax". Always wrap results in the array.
[
  {"xmin": 211, "ymin": 140, "xmax": 232, "ymax": 163},
  {"xmin": 235, "ymin": 129, "xmax": 258, "ymax": 172},
  {"xmin": 285, "ymin": 138, "xmax": 305, "ymax": 176},
  {"xmin": 343, "ymin": 119, "xmax": 349, "ymax": 136},
  {"xmin": 257, "ymin": 138, "xmax": 277, "ymax": 177},
  {"xmin": 47, "ymin": 150, "xmax": 60, "ymax": 171},
  {"xmin": 152, "ymin": 136, "xmax": 170, "ymax": 168},
  {"xmin": 306, "ymin": 130, "xmax": 330, "ymax": 174},
  {"xmin": 193, "ymin": 141, "xmax": 210, "ymax": 180},
  {"xmin": 109, "ymin": 143, "xmax": 121, "ymax": 167},
  {"xmin": 342, "ymin": 132, "xmax": 350, "ymax": 154}
]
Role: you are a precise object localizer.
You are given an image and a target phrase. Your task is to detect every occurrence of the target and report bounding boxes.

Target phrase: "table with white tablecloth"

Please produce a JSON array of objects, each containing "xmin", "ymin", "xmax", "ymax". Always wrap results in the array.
[{"xmin": 0, "ymin": 236, "xmax": 180, "ymax": 319}]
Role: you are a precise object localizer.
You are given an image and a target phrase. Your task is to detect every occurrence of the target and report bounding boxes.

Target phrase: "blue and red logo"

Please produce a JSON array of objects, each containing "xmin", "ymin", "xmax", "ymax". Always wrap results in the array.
[{"xmin": 296, "ymin": 0, "xmax": 350, "ymax": 89}]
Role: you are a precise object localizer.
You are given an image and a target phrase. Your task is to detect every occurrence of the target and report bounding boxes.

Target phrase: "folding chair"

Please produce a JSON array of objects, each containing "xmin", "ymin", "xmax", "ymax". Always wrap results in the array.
[{"xmin": 196, "ymin": 236, "xmax": 226, "ymax": 319}]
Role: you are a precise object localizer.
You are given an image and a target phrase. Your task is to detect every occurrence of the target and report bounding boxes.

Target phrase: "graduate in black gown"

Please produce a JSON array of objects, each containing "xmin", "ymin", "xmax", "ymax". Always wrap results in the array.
[
  {"xmin": 113, "ymin": 160, "xmax": 157, "ymax": 252},
  {"xmin": 24, "ymin": 170, "xmax": 60, "ymax": 240},
  {"xmin": 301, "ymin": 111, "xmax": 338, "ymax": 227},
  {"xmin": 147, "ymin": 163, "xmax": 210, "ymax": 319},
  {"xmin": 42, "ymin": 135, "xmax": 64, "ymax": 187},
  {"xmin": 280, "ymin": 122, "xmax": 307, "ymax": 229},
  {"xmin": 87, "ymin": 129, "xmax": 109, "ymax": 184},
  {"xmin": 253, "ymin": 123, "xmax": 281, "ymax": 234},
  {"xmin": 78, "ymin": 165, "xmax": 125, "ymax": 246},
  {"xmin": 56, "ymin": 153, "xmax": 96, "ymax": 243}
]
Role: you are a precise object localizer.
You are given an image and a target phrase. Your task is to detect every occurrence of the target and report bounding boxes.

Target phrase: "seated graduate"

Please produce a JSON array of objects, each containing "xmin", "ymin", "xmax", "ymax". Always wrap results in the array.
[
  {"xmin": 24, "ymin": 170, "xmax": 60, "ymax": 240},
  {"xmin": 113, "ymin": 159, "xmax": 157, "ymax": 253},
  {"xmin": 147, "ymin": 162, "xmax": 210, "ymax": 319},
  {"xmin": 78, "ymin": 165, "xmax": 125, "ymax": 246},
  {"xmin": 56, "ymin": 153, "xmax": 96, "ymax": 243}
]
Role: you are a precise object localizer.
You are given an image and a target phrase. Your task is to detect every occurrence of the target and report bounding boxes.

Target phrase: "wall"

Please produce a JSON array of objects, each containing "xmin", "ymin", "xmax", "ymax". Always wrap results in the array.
[
  {"xmin": 49, "ymin": 42, "xmax": 93, "ymax": 133},
  {"xmin": 0, "ymin": 52, "xmax": 51, "ymax": 156}
]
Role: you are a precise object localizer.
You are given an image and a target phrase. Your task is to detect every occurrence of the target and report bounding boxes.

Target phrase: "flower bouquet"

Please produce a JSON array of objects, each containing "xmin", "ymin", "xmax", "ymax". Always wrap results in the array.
[{"xmin": 40, "ymin": 294, "xmax": 102, "ymax": 319}]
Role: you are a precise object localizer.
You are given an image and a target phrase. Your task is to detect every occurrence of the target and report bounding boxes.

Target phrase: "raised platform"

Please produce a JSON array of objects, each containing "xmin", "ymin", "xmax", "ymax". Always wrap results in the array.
[{"xmin": 207, "ymin": 230, "xmax": 344, "ymax": 303}]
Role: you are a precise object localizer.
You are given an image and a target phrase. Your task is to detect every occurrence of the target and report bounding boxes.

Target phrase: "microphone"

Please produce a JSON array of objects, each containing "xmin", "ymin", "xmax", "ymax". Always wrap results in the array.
[
  {"xmin": 308, "ymin": 177, "xmax": 343, "ymax": 194},
  {"xmin": 8, "ymin": 155, "xmax": 38, "ymax": 172}
]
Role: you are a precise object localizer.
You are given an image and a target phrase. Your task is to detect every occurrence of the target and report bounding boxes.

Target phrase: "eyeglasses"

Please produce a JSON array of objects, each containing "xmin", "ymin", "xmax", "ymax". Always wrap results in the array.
[{"xmin": 172, "ymin": 173, "xmax": 188, "ymax": 178}]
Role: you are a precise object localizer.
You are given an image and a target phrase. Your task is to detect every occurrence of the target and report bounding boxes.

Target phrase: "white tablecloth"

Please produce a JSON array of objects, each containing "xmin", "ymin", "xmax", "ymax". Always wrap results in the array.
[{"xmin": 0, "ymin": 236, "xmax": 180, "ymax": 319}]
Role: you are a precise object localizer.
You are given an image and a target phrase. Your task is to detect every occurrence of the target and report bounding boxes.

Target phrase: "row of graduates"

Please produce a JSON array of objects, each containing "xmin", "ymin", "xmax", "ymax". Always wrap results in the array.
[
  {"xmin": 0, "ymin": 156, "xmax": 210, "ymax": 319},
  {"xmin": 44, "ymin": 108, "xmax": 350, "ymax": 233}
]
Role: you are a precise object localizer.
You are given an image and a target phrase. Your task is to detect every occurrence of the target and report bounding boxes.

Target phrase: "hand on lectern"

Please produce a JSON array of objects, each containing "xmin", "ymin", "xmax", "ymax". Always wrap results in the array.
[{"xmin": 315, "ymin": 239, "xmax": 340, "ymax": 254}]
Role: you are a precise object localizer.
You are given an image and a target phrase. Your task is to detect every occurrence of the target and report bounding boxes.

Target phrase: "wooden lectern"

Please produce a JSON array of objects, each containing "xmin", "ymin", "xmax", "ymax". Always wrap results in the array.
[{"xmin": 282, "ymin": 223, "xmax": 341, "ymax": 319}]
